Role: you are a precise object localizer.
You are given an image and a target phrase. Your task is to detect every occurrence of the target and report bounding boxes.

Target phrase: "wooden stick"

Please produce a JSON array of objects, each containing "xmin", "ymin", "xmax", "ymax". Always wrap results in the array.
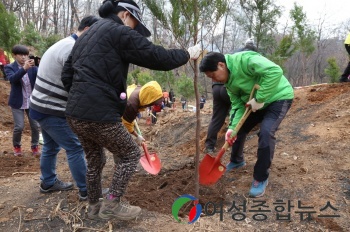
[
  {"xmin": 72, "ymin": 226, "xmax": 106, "ymax": 231},
  {"xmin": 17, "ymin": 207, "xmax": 21, "ymax": 232},
  {"xmin": 23, "ymin": 216, "xmax": 48, "ymax": 222},
  {"xmin": 12, "ymin": 172, "xmax": 38, "ymax": 176}
]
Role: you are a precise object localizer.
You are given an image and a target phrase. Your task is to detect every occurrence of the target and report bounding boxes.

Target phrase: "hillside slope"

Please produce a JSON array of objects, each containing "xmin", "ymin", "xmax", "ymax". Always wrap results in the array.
[{"xmin": 0, "ymin": 79, "xmax": 349, "ymax": 231}]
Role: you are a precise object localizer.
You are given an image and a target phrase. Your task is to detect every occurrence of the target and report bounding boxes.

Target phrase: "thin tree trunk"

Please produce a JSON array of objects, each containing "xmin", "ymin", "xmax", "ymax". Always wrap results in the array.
[
  {"xmin": 221, "ymin": 11, "xmax": 228, "ymax": 53},
  {"xmin": 42, "ymin": 0, "xmax": 48, "ymax": 33},
  {"xmin": 69, "ymin": 0, "xmax": 80, "ymax": 33},
  {"xmin": 193, "ymin": 1, "xmax": 200, "ymax": 200},
  {"xmin": 65, "ymin": 0, "xmax": 69, "ymax": 35}
]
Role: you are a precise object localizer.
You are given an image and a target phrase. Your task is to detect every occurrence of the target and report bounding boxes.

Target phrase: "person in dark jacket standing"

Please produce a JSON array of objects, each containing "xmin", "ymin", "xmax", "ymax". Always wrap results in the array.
[
  {"xmin": 180, "ymin": 96, "xmax": 187, "ymax": 110},
  {"xmin": 61, "ymin": 0, "xmax": 201, "ymax": 221},
  {"xmin": 151, "ymin": 102, "xmax": 162, "ymax": 124},
  {"xmin": 199, "ymin": 95, "xmax": 206, "ymax": 109},
  {"xmin": 236, "ymin": 38, "xmax": 258, "ymax": 53},
  {"xmin": 4, "ymin": 45, "xmax": 40, "ymax": 157},
  {"xmin": 204, "ymin": 82, "xmax": 231, "ymax": 153},
  {"xmin": 169, "ymin": 88, "xmax": 175, "ymax": 107}
]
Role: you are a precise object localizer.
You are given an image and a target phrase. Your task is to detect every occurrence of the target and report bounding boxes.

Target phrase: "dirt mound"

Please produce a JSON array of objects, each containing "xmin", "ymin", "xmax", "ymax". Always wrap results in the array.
[{"xmin": 0, "ymin": 79, "xmax": 349, "ymax": 231}]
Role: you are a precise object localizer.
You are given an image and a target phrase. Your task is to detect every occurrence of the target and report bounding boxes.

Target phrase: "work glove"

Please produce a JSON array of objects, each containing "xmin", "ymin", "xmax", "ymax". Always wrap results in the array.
[
  {"xmin": 187, "ymin": 44, "xmax": 201, "ymax": 60},
  {"xmin": 225, "ymin": 129, "xmax": 237, "ymax": 146},
  {"xmin": 246, "ymin": 98, "xmax": 264, "ymax": 112},
  {"xmin": 136, "ymin": 135, "xmax": 145, "ymax": 145}
]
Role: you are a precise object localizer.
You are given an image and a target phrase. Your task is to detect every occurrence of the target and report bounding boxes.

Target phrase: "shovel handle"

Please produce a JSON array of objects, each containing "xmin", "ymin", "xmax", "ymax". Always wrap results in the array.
[
  {"xmin": 229, "ymin": 84, "xmax": 260, "ymax": 138},
  {"xmin": 216, "ymin": 108, "xmax": 252, "ymax": 162},
  {"xmin": 141, "ymin": 142, "xmax": 149, "ymax": 156},
  {"xmin": 250, "ymin": 84, "xmax": 261, "ymax": 102},
  {"xmin": 218, "ymin": 85, "xmax": 259, "ymax": 151},
  {"xmin": 135, "ymin": 120, "xmax": 149, "ymax": 156},
  {"xmin": 222, "ymin": 84, "xmax": 260, "ymax": 151},
  {"xmin": 135, "ymin": 121, "xmax": 151, "ymax": 161},
  {"xmin": 231, "ymin": 108, "xmax": 252, "ymax": 136},
  {"xmin": 134, "ymin": 120, "xmax": 142, "ymax": 136}
]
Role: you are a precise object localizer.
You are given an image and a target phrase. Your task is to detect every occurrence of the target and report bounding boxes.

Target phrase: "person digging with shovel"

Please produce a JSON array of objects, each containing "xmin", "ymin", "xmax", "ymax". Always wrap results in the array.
[
  {"xmin": 122, "ymin": 81, "xmax": 163, "ymax": 175},
  {"xmin": 199, "ymin": 51, "xmax": 294, "ymax": 198},
  {"xmin": 122, "ymin": 81, "xmax": 164, "ymax": 144}
]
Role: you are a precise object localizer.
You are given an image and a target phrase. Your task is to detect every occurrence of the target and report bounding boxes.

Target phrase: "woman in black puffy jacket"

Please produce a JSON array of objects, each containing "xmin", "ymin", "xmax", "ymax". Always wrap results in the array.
[{"xmin": 61, "ymin": 0, "xmax": 200, "ymax": 221}]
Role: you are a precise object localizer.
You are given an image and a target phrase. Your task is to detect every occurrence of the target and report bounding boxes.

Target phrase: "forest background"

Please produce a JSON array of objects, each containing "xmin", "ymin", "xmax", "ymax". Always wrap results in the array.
[{"xmin": 1, "ymin": 0, "xmax": 350, "ymax": 100}]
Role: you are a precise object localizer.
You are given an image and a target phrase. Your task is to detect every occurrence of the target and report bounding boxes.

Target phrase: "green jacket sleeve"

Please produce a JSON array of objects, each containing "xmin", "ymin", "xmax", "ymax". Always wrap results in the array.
[
  {"xmin": 247, "ymin": 56, "xmax": 283, "ymax": 103},
  {"xmin": 227, "ymin": 91, "xmax": 246, "ymax": 132}
]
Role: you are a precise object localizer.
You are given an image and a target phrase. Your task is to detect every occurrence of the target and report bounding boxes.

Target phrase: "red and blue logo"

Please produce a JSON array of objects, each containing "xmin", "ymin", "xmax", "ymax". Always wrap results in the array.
[{"xmin": 172, "ymin": 194, "xmax": 202, "ymax": 224}]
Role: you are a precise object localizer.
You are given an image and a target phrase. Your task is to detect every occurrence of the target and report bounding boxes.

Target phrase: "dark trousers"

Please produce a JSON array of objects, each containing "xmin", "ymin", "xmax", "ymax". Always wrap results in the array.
[
  {"xmin": 340, "ymin": 44, "xmax": 350, "ymax": 81},
  {"xmin": 230, "ymin": 100, "xmax": 292, "ymax": 181},
  {"xmin": 151, "ymin": 111, "xmax": 157, "ymax": 124},
  {"xmin": 205, "ymin": 84, "xmax": 231, "ymax": 149}
]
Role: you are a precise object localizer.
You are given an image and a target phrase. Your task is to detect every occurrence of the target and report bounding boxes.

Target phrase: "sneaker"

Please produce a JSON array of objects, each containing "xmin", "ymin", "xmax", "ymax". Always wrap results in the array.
[
  {"xmin": 249, "ymin": 179, "xmax": 268, "ymax": 198},
  {"xmin": 31, "ymin": 145, "xmax": 40, "ymax": 158},
  {"xmin": 40, "ymin": 179, "xmax": 74, "ymax": 193},
  {"xmin": 226, "ymin": 161, "xmax": 246, "ymax": 173},
  {"xmin": 87, "ymin": 200, "xmax": 102, "ymax": 220},
  {"xmin": 79, "ymin": 190, "xmax": 88, "ymax": 201},
  {"xmin": 13, "ymin": 146, "xmax": 22, "ymax": 157},
  {"xmin": 98, "ymin": 199, "xmax": 141, "ymax": 220}
]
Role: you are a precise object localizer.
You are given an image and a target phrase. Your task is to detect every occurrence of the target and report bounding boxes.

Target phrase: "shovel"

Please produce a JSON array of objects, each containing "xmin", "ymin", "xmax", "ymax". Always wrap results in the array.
[
  {"xmin": 199, "ymin": 84, "xmax": 260, "ymax": 186},
  {"xmin": 134, "ymin": 121, "xmax": 161, "ymax": 175}
]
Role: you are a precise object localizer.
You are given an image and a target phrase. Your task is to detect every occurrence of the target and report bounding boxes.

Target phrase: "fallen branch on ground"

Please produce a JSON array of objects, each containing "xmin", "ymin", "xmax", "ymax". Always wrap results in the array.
[{"xmin": 12, "ymin": 172, "xmax": 38, "ymax": 176}]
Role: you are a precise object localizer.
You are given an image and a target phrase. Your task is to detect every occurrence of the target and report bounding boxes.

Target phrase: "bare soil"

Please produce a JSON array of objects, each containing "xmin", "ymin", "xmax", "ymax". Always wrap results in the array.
[{"xmin": 0, "ymin": 80, "xmax": 349, "ymax": 231}]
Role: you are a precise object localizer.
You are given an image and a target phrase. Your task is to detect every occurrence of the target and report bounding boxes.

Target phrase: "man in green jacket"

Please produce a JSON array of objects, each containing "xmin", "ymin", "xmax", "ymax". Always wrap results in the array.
[{"xmin": 199, "ymin": 51, "xmax": 294, "ymax": 198}]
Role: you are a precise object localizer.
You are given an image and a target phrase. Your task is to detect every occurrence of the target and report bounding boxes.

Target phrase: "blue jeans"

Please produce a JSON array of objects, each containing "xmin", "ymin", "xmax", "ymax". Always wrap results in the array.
[
  {"xmin": 230, "ymin": 100, "xmax": 293, "ymax": 181},
  {"xmin": 37, "ymin": 116, "xmax": 87, "ymax": 191}
]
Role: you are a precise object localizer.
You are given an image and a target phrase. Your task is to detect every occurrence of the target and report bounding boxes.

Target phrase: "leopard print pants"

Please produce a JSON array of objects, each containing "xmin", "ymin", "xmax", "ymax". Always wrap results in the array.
[{"xmin": 67, "ymin": 118, "xmax": 141, "ymax": 203}]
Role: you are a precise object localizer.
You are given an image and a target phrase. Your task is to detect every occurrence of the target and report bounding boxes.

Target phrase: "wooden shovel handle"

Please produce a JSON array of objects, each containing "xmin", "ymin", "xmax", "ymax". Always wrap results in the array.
[
  {"xmin": 219, "ymin": 108, "xmax": 252, "ymax": 156},
  {"xmin": 135, "ymin": 121, "xmax": 151, "ymax": 160},
  {"xmin": 141, "ymin": 142, "xmax": 150, "ymax": 156},
  {"xmin": 224, "ymin": 84, "xmax": 260, "ymax": 148},
  {"xmin": 232, "ymin": 84, "xmax": 260, "ymax": 135},
  {"xmin": 134, "ymin": 120, "xmax": 142, "ymax": 136}
]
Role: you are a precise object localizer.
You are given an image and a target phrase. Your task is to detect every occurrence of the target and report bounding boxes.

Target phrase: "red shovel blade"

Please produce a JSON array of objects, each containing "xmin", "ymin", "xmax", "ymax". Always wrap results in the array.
[
  {"xmin": 199, "ymin": 148, "xmax": 226, "ymax": 186},
  {"xmin": 140, "ymin": 143, "xmax": 161, "ymax": 175}
]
